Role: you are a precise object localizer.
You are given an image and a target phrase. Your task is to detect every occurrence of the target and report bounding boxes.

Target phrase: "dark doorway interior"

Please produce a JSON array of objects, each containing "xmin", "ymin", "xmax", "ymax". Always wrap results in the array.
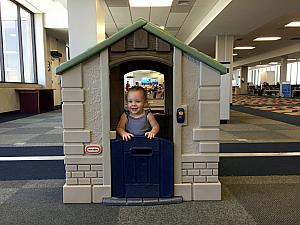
[{"xmin": 110, "ymin": 60, "xmax": 173, "ymax": 141}]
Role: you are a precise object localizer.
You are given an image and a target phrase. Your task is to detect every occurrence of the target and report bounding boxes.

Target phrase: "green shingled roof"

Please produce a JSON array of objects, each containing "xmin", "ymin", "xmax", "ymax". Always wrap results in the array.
[{"xmin": 56, "ymin": 18, "xmax": 226, "ymax": 75}]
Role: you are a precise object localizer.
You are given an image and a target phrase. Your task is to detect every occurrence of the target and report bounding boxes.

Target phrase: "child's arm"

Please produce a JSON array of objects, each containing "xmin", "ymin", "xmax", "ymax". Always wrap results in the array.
[
  {"xmin": 116, "ymin": 113, "xmax": 134, "ymax": 141},
  {"xmin": 145, "ymin": 112, "xmax": 160, "ymax": 139}
]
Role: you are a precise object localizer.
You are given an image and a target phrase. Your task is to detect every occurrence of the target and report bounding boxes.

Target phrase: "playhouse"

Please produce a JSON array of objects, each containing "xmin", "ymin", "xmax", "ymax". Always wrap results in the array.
[{"xmin": 56, "ymin": 18, "xmax": 226, "ymax": 203}]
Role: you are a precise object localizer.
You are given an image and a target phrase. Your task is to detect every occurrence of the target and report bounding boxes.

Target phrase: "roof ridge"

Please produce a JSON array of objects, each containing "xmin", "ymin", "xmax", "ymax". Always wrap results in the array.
[{"xmin": 56, "ymin": 18, "xmax": 226, "ymax": 75}]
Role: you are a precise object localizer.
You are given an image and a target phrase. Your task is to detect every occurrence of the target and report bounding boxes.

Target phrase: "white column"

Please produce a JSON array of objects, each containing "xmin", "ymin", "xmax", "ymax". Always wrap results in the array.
[
  {"xmin": 215, "ymin": 34, "xmax": 234, "ymax": 72},
  {"xmin": 67, "ymin": 0, "xmax": 105, "ymax": 58},
  {"xmin": 280, "ymin": 56, "xmax": 288, "ymax": 83},
  {"xmin": 240, "ymin": 66, "xmax": 248, "ymax": 94},
  {"xmin": 215, "ymin": 35, "xmax": 234, "ymax": 121}
]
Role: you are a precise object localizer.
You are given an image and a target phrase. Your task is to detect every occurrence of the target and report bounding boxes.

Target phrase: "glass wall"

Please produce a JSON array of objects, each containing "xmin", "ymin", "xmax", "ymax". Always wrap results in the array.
[
  {"xmin": 287, "ymin": 61, "xmax": 300, "ymax": 85},
  {"xmin": 247, "ymin": 62, "xmax": 300, "ymax": 86},
  {"xmin": 0, "ymin": 0, "xmax": 36, "ymax": 83},
  {"xmin": 248, "ymin": 65, "xmax": 280, "ymax": 85}
]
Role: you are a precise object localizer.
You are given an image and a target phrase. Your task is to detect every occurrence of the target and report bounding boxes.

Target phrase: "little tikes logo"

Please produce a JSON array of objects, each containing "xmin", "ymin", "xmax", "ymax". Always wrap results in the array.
[{"xmin": 85, "ymin": 145, "xmax": 102, "ymax": 154}]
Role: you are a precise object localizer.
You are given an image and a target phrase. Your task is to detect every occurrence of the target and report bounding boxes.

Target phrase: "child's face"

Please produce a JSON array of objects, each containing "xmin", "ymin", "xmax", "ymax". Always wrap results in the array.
[{"xmin": 127, "ymin": 90, "xmax": 146, "ymax": 116}]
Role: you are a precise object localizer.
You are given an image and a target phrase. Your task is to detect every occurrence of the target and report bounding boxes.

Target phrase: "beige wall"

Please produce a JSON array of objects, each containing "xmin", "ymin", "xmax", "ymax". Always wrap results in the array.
[
  {"xmin": 0, "ymin": 83, "xmax": 41, "ymax": 113},
  {"xmin": 181, "ymin": 54, "xmax": 200, "ymax": 154},
  {"xmin": 0, "ymin": 33, "xmax": 67, "ymax": 113},
  {"xmin": 82, "ymin": 56, "xmax": 103, "ymax": 144},
  {"xmin": 47, "ymin": 34, "xmax": 67, "ymax": 106}
]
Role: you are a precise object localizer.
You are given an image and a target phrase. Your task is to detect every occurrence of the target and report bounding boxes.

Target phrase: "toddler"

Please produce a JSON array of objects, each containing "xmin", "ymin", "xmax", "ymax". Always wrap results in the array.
[{"xmin": 117, "ymin": 86, "xmax": 160, "ymax": 141}]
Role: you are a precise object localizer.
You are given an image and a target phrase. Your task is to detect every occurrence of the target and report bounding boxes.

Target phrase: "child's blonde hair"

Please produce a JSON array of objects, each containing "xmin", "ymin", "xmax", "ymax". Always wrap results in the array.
[{"xmin": 127, "ymin": 86, "xmax": 148, "ymax": 101}]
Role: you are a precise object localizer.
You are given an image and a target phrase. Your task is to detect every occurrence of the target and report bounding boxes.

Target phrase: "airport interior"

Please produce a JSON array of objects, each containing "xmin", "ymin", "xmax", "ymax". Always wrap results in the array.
[{"xmin": 1, "ymin": 0, "xmax": 300, "ymax": 224}]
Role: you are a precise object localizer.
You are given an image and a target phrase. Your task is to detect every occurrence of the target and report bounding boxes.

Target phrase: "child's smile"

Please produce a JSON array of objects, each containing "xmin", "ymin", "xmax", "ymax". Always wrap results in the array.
[{"xmin": 127, "ymin": 90, "xmax": 146, "ymax": 117}]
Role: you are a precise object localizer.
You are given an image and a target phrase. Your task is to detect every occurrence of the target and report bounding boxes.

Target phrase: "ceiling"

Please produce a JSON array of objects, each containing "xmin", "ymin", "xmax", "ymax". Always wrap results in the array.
[{"xmin": 19, "ymin": 0, "xmax": 300, "ymax": 68}]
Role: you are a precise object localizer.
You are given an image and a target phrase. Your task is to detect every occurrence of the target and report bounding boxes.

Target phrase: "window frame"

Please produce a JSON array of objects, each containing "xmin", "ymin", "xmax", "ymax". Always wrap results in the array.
[{"xmin": 0, "ymin": 0, "xmax": 37, "ymax": 84}]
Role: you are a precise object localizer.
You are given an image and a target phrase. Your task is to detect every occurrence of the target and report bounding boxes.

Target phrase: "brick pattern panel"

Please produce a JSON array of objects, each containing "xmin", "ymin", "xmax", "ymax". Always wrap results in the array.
[
  {"xmin": 65, "ymin": 164, "xmax": 104, "ymax": 185},
  {"xmin": 182, "ymin": 162, "xmax": 219, "ymax": 184}
]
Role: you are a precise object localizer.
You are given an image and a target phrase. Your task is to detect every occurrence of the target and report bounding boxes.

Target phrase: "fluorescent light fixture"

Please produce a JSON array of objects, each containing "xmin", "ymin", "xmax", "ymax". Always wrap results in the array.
[
  {"xmin": 269, "ymin": 62, "xmax": 278, "ymax": 65},
  {"xmin": 256, "ymin": 64, "xmax": 268, "ymax": 67},
  {"xmin": 233, "ymin": 46, "xmax": 256, "ymax": 50},
  {"xmin": 232, "ymin": 53, "xmax": 238, "ymax": 56},
  {"xmin": 129, "ymin": 0, "xmax": 173, "ymax": 7},
  {"xmin": 253, "ymin": 37, "xmax": 281, "ymax": 41},
  {"xmin": 285, "ymin": 21, "xmax": 300, "ymax": 27},
  {"xmin": 288, "ymin": 58, "xmax": 297, "ymax": 61}
]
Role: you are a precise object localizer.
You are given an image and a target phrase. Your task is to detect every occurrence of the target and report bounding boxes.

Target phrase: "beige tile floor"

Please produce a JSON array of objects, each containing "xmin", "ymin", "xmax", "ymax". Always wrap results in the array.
[{"xmin": 221, "ymin": 110, "xmax": 300, "ymax": 143}]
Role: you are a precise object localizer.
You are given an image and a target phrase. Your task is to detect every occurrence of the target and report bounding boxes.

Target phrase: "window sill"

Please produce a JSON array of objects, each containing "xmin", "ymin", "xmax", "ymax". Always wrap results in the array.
[{"xmin": 0, "ymin": 83, "xmax": 42, "ymax": 89}]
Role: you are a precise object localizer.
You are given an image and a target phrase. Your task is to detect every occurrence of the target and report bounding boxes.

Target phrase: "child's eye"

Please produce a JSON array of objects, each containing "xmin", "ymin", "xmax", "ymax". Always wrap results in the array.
[
  {"xmin": 136, "ymin": 101, "xmax": 140, "ymax": 103},
  {"xmin": 128, "ymin": 100, "xmax": 132, "ymax": 103}
]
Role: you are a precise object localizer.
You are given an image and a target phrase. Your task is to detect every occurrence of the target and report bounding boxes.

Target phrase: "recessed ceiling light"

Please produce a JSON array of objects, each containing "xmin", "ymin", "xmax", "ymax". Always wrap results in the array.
[
  {"xmin": 129, "ymin": 0, "xmax": 173, "ymax": 7},
  {"xmin": 233, "ymin": 46, "xmax": 256, "ymax": 50},
  {"xmin": 256, "ymin": 64, "xmax": 268, "ymax": 67},
  {"xmin": 269, "ymin": 62, "xmax": 278, "ymax": 65},
  {"xmin": 285, "ymin": 21, "xmax": 300, "ymax": 27},
  {"xmin": 253, "ymin": 37, "xmax": 281, "ymax": 41},
  {"xmin": 232, "ymin": 53, "xmax": 238, "ymax": 56}
]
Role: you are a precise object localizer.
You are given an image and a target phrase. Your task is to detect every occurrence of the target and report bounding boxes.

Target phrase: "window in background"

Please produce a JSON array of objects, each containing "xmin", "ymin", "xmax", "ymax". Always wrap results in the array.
[
  {"xmin": 1, "ymin": 0, "xmax": 21, "ymax": 82},
  {"xmin": 20, "ymin": 8, "xmax": 35, "ymax": 83},
  {"xmin": 0, "ymin": 0, "xmax": 36, "ymax": 83},
  {"xmin": 296, "ymin": 62, "xmax": 300, "ymax": 85},
  {"xmin": 290, "ymin": 62, "xmax": 298, "ymax": 84},
  {"xmin": 287, "ymin": 63, "xmax": 292, "ymax": 83}
]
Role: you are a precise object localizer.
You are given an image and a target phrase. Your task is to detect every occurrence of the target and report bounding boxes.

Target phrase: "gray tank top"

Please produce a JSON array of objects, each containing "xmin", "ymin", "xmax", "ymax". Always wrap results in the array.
[{"xmin": 125, "ymin": 110, "xmax": 151, "ymax": 136}]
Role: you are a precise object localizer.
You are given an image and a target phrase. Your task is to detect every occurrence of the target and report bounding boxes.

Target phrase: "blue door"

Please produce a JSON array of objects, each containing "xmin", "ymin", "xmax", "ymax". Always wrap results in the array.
[{"xmin": 111, "ymin": 137, "xmax": 173, "ymax": 198}]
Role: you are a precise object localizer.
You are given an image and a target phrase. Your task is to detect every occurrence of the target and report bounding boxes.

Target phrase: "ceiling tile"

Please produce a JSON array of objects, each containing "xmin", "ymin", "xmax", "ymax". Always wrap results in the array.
[
  {"xmin": 130, "ymin": 7, "xmax": 150, "ymax": 22},
  {"xmin": 171, "ymin": 5, "xmax": 192, "ymax": 13},
  {"xmin": 150, "ymin": 7, "xmax": 171, "ymax": 27},
  {"xmin": 105, "ymin": 0, "xmax": 129, "ymax": 7},
  {"xmin": 171, "ymin": 0, "xmax": 195, "ymax": 12},
  {"xmin": 109, "ymin": 6, "xmax": 132, "ymax": 29},
  {"xmin": 165, "ymin": 27, "xmax": 180, "ymax": 36},
  {"xmin": 176, "ymin": 0, "xmax": 218, "ymax": 41},
  {"xmin": 166, "ymin": 12, "xmax": 188, "ymax": 27}
]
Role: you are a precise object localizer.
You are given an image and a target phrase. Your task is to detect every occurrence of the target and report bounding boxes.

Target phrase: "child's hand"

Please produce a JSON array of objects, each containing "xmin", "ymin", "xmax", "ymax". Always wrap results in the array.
[
  {"xmin": 122, "ymin": 132, "xmax": 134, "ymax": 141},
  {"xmin": 145, "ymin": 131, "xmax": 155, "ymax": 139}
]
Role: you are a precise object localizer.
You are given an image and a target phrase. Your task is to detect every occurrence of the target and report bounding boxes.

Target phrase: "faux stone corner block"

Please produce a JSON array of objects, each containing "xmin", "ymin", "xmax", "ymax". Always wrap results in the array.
[
  {"xmin": 193, "ymin": 128, "xmax": 219, "ymax": 141},
  {"xmin": 199, "ymin": 142, "xmax": 219, "ymax": 153},
  {"xmin": 65, "ymin": 155, "xmax": 103, "ymax": 165},
  {"xmin": 199, "ymin": 102, "xmax": 220, "ymax": 127},
  {"xmin": 64, "ymin": 143, "xmax": 84, "ymax": 155},
  {"xmin": 92, "ymin": 185, "xmax": 111, "ymax": 203},
  {"xmin": 182, "ymin": 154, "xmax": 219, "ymax": 163},
  {"xmin": 198, "ymin": 87, "xmax": 220, "ymax": 101},
  {"xmin": 62, "ymin": 103, "xmax": 84, "ymax": 129},
  {"xmin": 192, "ymin": 182, "xmax": 221, "ymax": 201},
  {"xmin": 174, "ymin": 183, "xmax": 192, "ymax": 201},
  {"xmin": 63, "ymin": 184, "xmax": 92, "ymax": 203},
  {"xmin": 61, "ymin": 64, "xmax": 82, "ymax": 88},
  {"xmin": 63, "ymin": 130, "xmax": 90, "ymax": 143},
  {"xmin": 62, "ymin": 88, "xmax": 84, "ymax": 102},
  {"xmin": 199, "ymin": 63, "xmax": 220, "ymax": 87}
]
